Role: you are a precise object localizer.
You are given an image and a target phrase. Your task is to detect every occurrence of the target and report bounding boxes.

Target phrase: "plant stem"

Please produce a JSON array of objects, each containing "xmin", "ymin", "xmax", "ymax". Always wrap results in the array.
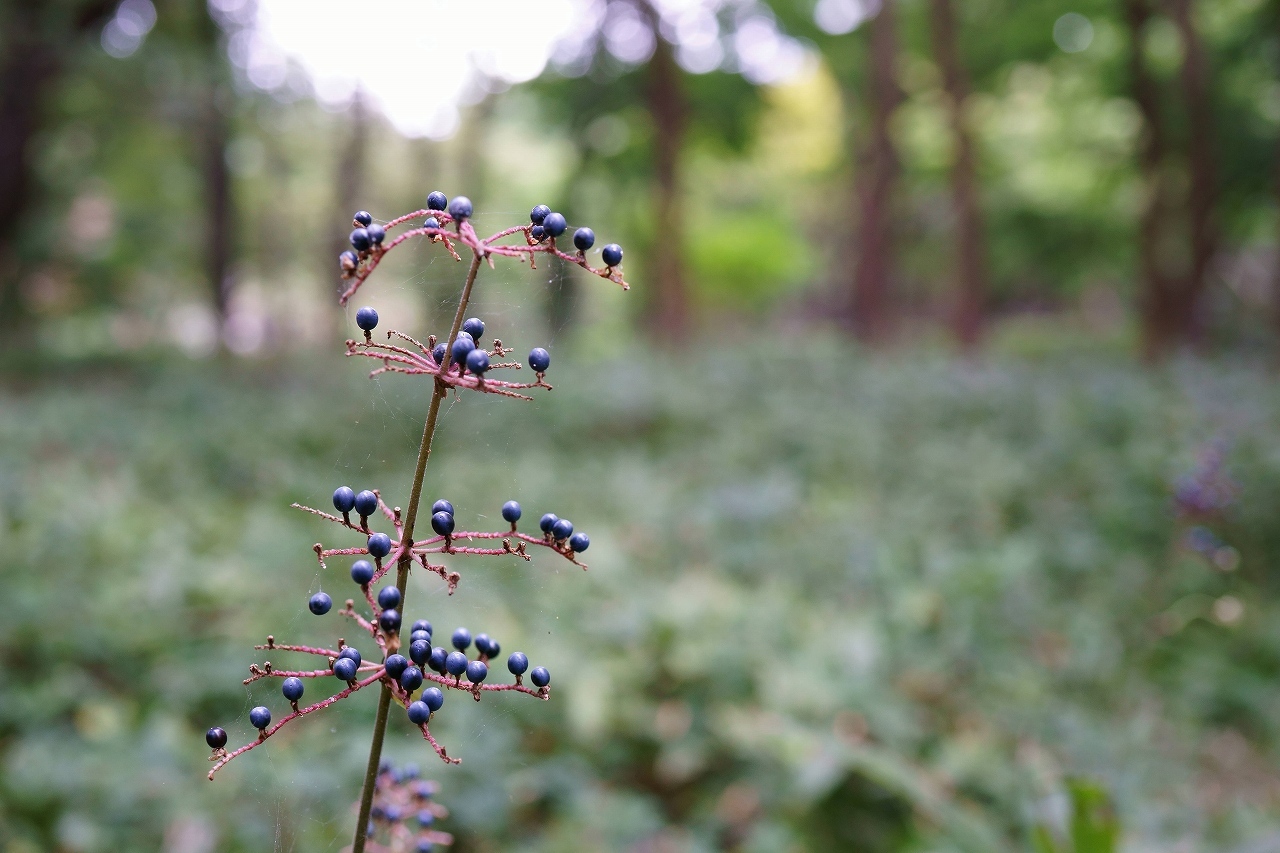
[{"xmin": 350, "ymin": 250, "xmax": 485, "ymax": 853}]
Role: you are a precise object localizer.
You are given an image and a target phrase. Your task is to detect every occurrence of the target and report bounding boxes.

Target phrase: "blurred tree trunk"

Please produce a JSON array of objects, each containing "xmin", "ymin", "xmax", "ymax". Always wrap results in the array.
[
  {"xmin": 0, "ymin": 2, "xmax": 115, "ymax": 336},
  {"xmin": 845, "ymin": 0, "xmax": 903, "ymax": 344},
  {"xmin": 928, "ymin": 0, "xmax": 988, "ymax": 351},
  {"xmin": 643, "ymin": 4, "xmax": 690, "ymax": 341},
  {"xmin": 331, "ymin": 92, "xmax": 368, "ymax": 320},
  {"xmin": 198, "ymin": 7, "xmax": 234, "ymax": 335}
]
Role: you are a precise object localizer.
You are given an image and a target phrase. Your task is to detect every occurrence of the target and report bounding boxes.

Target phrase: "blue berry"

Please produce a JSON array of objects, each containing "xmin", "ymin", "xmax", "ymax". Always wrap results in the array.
[
  {"xmin": 417, "ymin": 810, "xmax": 435, "ymax": 827},
  {"xmin": 339, "ymin": 250, "xmax": 358, "ymax": 271},
  {"xmin": 368, "ymin": 532, "xmax": 392, "ymax": 558},
  {"xmin": 530, "ymin": 204, "xmax": 550, "ymax": 224},
  {"xmin": 334, "ymin": 656, "xmax": 358, "ymax": 681},
  {"xmin": 540, "ymin": 513, "xmax": 559, "ymax": 533},
  {"xmin": 502, "ymin": 501, "xmax": 521, "ymax": 522},
  {"xmin": 356, "ymin": 306, "xmax": 379, "ymax": 331},
  {"xmin": 451, "ymin": 627, "xmax": 471, "ymax": 650},
  {"xmin": 384, "ymin": 654, "xmax": 409, "ymax": 680},
  {"xmin": 354, "ymin": 489, "xmax": 379, "ymax": 517},
  {"xmin": 249, "ymin": 706, "xmax": 272, "ymax": 730},
  {"xmin": 402, "ymin": 764, "xmax": 419, "ymax": 779},
  {"xmin": 350, "ymin": 560, "xmax": 374, "ymax": 585},
  {"xmin": 426, "ymin": 191, "xmax": 447, "ymax": 211},
  {"xmin": 573, "ymin": 227, "xmax": 595, "ymax": 251},
  {"xmin": 508, "ymin": 652, "xmax": 529, "ymax": 675},
  {"xmin": 462, "ymin": 317, "xmax": 485, "ymax": 340},
  {"xmin": 366, "ymin": 223, "xmax": 386, "ymax": 245},
  {"xmin": 427, "ymin": 646, "xmax": 448, "ymax": 674},
  {"xmin": 412, "ymin": 619, "xmax": 433, "ymax": 634},
  {"xmin": 309, "ymin": 592, "xmax": 332, "ymax": 615},
  {"xmin": 378, "ymin": 585, "xmax": 402, "ymax": 611},
  {"xmin": 474, "ymin": 633, "xmax": 492, "ymax": 656},
  {"xmin": 354, "ymin": 211, "xmax": 373, "ymax": 227},
  {"xmin": 417, "ymin": 841, "xmax": 434, "ymax": 853},
  {"xmin": 569, "ymin": 532, "xmax": 590, "ymax": 552},
  {"xmin": 384, "ymin": 805, "xmax": 402, "ymax": 822},
  {"xmin": 432, "ymin": 343, "xmax": 447, "ymax": 365},
  {"xmin": 530, "ymin": 666, "xmax": 551, "ymax": 687},
  {"xmin": 466, "ymin": 660, "xmax": 488, "ymax": 683},
  {"xmin": 423, "ymin": 686, "xmax": 445, "ymax": 712},
  {"xmin": 445, "ymin": 651, "xmax": 468, "ymax": 676},
  {"xmin": 528, "ymin": 347, "xmax": 551, "ymax": 372},
  {"xmin": 543, "ymin": 212, "xmax": 567, "ymax": 236},
  {"xmin": 206, "ymin": 726, "xmax": 228, "ymax": 749},
  {"xmin": 448, "ymin": 196, "xmax": 472, "ymax": 219},
  {"xmin": 432, "ymin": 499, "xmax": 454, "ymax": 516},
  {"xmin": 350, "ymin": 228, "xmax": 371, "ymax": 251},
  {"xmin": 409, "ymin": 639, "xmax": 431, "ymax": 665},
  {"xmin": 407, "ymin": 700, "xmax": 430, "ymax": 725},
  {"xmin": 530, "ymin": 224, "xmax": 546, "ymax": 241},
  {"xmin": 379, "ymin": 609, "xmax": 402, "ymax": 633},
  {"xmin": 339, "ymin": 646, "xmax": 362, "ymax": 667},
  {"xmin": 333, "ymin": 486, "xmax": 356, "ymax": 513},
  {"xmin": 466, "ymin": 348, "xmax": 490, "ymax": 374},
  {"xmin": 424, "ymin": 215, "xmax": 440, "ymax": 230},
  {"xmin": 431, "ymin": 511, "xmax": 454, "ymax": 536},
  {"xmin": 601, "ymin": 243, "xmax": 623, "ymax": 266},
  {"xmin": 282, "ymin": 677, "xmax": 305, "ymax": 702},
  {"xmin": 399, "ymin": 665, "xmax": 424, "ymax": 692},
  {"xmin": 450, "ymin": 335, "xmax": 475, "ymax": 366},
  {"xmin": 551, "ymin": 518, "xmax": 574, "ymax": 540},
  {"xmin": 410, "ymin": 630, "xmax": 431, "ymax": 646}
]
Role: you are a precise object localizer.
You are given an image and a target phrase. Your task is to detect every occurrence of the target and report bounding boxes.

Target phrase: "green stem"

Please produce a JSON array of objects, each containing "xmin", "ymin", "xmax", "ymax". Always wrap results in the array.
[{"xmin": 350, "ymin": 250, "xmax": 485, "ymax": 853}]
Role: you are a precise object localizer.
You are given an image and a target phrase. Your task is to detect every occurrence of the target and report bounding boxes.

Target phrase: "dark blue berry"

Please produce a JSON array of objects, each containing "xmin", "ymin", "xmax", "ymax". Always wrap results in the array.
[
  {"xmin": 407, "ymin": 701, "xmax": 430, "ymax": 725},
  {"xmin": 366, "ymin": 223, "xmax": 386, "ymax": 245},
  {"xmin": 417, "ymin": 841, "xmax": 434, "ymax": 853},
  {"xmin": 249, "ymin": 706, "xmax": 272, "ymax": 729},
  {"xmin": 466, "ymin": 660, "xmax": 488, "ymax": 683},
  {"xmin": 462, "ymin": 317, "xmax": 485, "ymax": 340},
  {"xmin": 384, "ymin": 806, "xmax": 402, "ymax": 822},
  {"xmin": 379, "ymin": 609, "xmax": 402, "ymax": 633},
  {"xmin": 501, "ymin": 500, "xmax": 521, "ymax": 522},
  {"xmin": 354, "ymin": 489, "xmax": 379, "ymax": 517},
  {"xmin": 402, "ymin": 764, "xmax": 419, "ymax": 779},
  {"xmin": 334, "ymin": 656, "xmax": 358, "ymax": 681},
  {"xmin": 432, "ymin": 499, "xmax": 453, "ymax": 516},
  {"xmin": 451, "ymin": 627, "xmax": 471, "ymax": 650},
  {"xmin": 412, "ymin": 619, "xmax": 432, "ymax": 635},
  {"xmin": 410, "ymin": 630, "xmax": 431, "ymax": 645},
  {"xmin": 432, "ymin": 343, "xmax": 447, "ymax": 366},
  {"xmin": 573, "ymin": 227, "xmax": 595, "ymax": 251},
  {"xmin": 508, "ymin": 652, "xmax": 529, "ymax": 675},
  {"xmin": 309, "ymin": 592, "xmax": 332, "ymax": 615},
  {"xmin": 354, "ymin": 211, "xmax": 373, "ymax": 227},
  {"xmin": 206, "ymin": 726, "xmax": 228, "ymax": 749},
  {"xmin": 427, "ymin": 191, "xmax": 447, "ymax": 211},
  {"xmin": 356, "ymin": 306, "xmax": 379, "ymax": 331},
  {"xmin": 530, "ymin": 224, "xmax": 546, "ymax": 241},
  {"xmin": 399, "ymin": 665, "xmax": 424, "ymax": 692},
  {"xmin": 423, "ymin": 686, "xmax": 444, "ymax": 712},
  {"xmin": 333, "ymin": 486, "xmax": 356, "ymax": 513},
  {"xmin": 417, "ymin": 810, "xmax": 435, "ymax": 827},
  {"xmin": 351, "ymin": 560, "xmax": 374, "ymax": 585},
  {"xmin": 528, "ymin": 347, "xmax": 551, "ymax": 372},
  {"xmin": 601, "ymin": 243, "xmax": 623, "ymax": 266},
  {"xmin": 444, "ymin": 651, "xmax": 468, "ymax": 676},
  {"xmin": 551, "ymin": 518, "xmax": 574, "ymax": 540},
  {"xmin": 569, "ymin": 532, "xmax": 590, "ymax": 552},
  {"xmin": 474, "ymin": 633, "xmax": 492, "ymax": 656},
  {"xmin": 339, "ymin": 646, "xmax": 362, "ymax": 667},
  {"xmin": 427, "ymin": 647, "xmax": 448, "ymax": 674},
  {"xmin": 466, "ymin": 348, "xmax": 490, "ymax": 374},
  {"xmin": 368, "ymin": 532, "xmax": 392, "ymax": 558},
  {"xmin": 539, "ymin": 513, "xmax": 559, "ymax": 533},
  {"xmin": 350, "ymin": 228, "xmax": 372, "ymax": 251},
  {"xmin": 530, "ymin": 204, "xmax": 550, "ymax": 224},
  {"xmin": 543, "ymin": 212, "xmax": 567, "ymax": 236},
  {"xmin": 431, "ymin": 511, "xmax": 454, "ymax": 536},
  {"xmin": 377, "ymin": 585, "xmax": 402, "ymax": 611},
  {"xmin": 424, "ymin": 216, "xmax": 440, "ymax": 230},
  {"xmin": 530, "ymin": 666, "xmax": 551, "ymax": 687},
  {"xmin": 409, "ymin": 639, "xmax": 431, "ymax": 665},
  {"xmin": 339, "ymin": 250, "xmax": 358, "ymax": 271},
  {"xmin": 384, "ymin": 654, "xmax": 409, "ymax": 680},
  {"xmin": 451, "ymin": 335, "xmax": 475, "ymax": 366},
  {"xmin": 448, "ymin": 196, "xmax": 472, "ymax": 219},
  {"xmin": 282, "ymin": 677, "xmax": 304, "ymax": 702}
]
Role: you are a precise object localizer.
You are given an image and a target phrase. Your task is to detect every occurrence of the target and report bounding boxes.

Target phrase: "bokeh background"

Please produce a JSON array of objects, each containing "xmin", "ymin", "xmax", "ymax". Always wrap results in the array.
[{"xmin": 3, "ymin": 1, "xmax": 1280, "ymax": 851}]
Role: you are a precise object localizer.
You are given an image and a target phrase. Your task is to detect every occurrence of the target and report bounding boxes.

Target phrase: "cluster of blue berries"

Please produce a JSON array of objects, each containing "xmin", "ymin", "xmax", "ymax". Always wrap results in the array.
[
  {"xmin": 366, "ymin": 762, "xmax": 450, "ymax": 852},
  {"xmin": 538, "ymin": 511, "xmax": 590, "ymax": 553},
  {"xmin": 332, "ymin": 484, "xmax": 394, "ymax": 559},
  {"xmin": 527, "ymin": 204, "xmax": 623, "ymax": 268},
  {"xmin": 405, "ymin": 624, "xmax": 549, "ymax": 727}
]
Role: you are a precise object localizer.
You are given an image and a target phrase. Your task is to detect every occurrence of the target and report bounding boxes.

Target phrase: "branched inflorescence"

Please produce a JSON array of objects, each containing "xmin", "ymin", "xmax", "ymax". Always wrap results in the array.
[
  {"xmin": 345, "ymin": 762, "xmax": 452, "ymax": 853},
  {"xmin": 205, "ymin": 193, "xmax": 625, "ymax": 853}
]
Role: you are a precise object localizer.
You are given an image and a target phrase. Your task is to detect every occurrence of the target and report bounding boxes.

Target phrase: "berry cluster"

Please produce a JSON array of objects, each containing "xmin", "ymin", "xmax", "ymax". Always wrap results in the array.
[
  {"xmin": 348, "ymin": 762, "xmax": 452, "ymax": 853},
  {"xmin": 337, "ymin": 192, "xmax": 628, "ymax": 307}
]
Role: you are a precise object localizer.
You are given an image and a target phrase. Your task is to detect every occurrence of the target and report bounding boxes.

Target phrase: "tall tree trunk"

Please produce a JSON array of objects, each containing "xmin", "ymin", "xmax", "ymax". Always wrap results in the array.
[
  {"xmin": 846, "ymin": 0, "xmax": 904, "ymax": 344},
  {"xmin": 199, "ymin": 8, "xmax": 234, "ymax": 332},
  {"xmin": 332, "ymin": 91, "xmax": 368, "ymax": 314},
  {"xmin": 643, "ymin": 6, "xmax": 690, "ymax": 340},
  {"xmin": 928, "ymin": 0, "xmax": 988, "ymax": 351}
]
